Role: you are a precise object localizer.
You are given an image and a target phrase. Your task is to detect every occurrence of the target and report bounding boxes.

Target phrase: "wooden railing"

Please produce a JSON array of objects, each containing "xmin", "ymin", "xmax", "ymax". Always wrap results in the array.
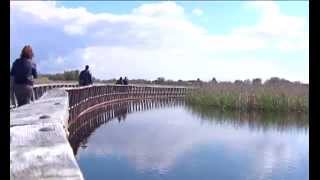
[
  {"xmin": 65, "ymin": 85, "xmax": 188, "ymax": 127},
  {"xmin": 10, "ymin": 84, "xmax": 190, "ymax": 122},
  {"xmin": 10, "ymin": 83, "xmax": 78, "ymax": 108}
]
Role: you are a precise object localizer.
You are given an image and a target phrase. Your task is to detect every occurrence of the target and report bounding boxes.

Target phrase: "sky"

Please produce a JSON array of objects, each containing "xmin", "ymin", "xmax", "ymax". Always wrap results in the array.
[{"xmin": 10, "ymin": 1, "xmax": 309, "ymax": 83}]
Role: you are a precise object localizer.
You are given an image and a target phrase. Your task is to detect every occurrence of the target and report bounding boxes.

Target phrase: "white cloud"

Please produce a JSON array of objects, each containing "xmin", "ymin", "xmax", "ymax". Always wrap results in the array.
[
  {"xmin": 132, "ymin": 1, "xmax": 185, "ymax": 19},
  {"xmin": 56, "ymin": 56, "xmax": 64, "ymax": 64},
  {"xmin": 239, "ymin": 1, "xmax": 308, "ymax": 52},
  {"xmin": 10, "ymin": 1, "xmax": 309, "ymax": 83},
  {"xmin": 192, "ymin": 8, "xmax": 203, "ymax": 16}
]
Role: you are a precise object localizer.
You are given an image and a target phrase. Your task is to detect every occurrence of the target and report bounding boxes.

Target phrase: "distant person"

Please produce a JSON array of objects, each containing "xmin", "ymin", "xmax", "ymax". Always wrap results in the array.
[
  {"xmin": 116, "ymin": 77, "xmax": 123, "ymax": 85},
  {"xmin": 123, "ymin": 76, "xmax": 129, "ymax": 85},
  {"xmin": 10, "ymin": 45, "xmax": 38, "ymax": 107},
  {"xmin": 79, "ymin": 65, "xmax": 93, "ymax": 86}
]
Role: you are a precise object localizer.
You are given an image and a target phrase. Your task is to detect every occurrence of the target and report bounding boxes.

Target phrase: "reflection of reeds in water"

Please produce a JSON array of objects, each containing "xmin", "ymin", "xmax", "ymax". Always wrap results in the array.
[
  {"xmin": 68, "ymin": 97, "xmax": 185, "ymax": 155},
  {"xmin": 185, "ymin": 103, "xmax": 309, "ymax": 133}
]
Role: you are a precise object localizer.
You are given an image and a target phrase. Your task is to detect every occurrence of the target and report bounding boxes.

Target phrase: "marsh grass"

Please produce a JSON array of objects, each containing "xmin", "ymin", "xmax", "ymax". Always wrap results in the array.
[
  {"xmin": 34, "ymin": 77, "xmax": 77, "ymax": 84},
  {"xmin": 185, "ymin": 103, "xmax": 309, "ymax": 130},
  {"xmin": 186, "ymin": 83, "xmax": 308, "ymax": 113}
]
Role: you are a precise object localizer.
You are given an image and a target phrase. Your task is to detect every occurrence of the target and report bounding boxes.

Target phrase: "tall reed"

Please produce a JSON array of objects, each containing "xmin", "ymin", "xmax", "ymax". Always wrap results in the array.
[{"xmin": 185, "ymin": 83, "xmax": 308, "ymax": 113}]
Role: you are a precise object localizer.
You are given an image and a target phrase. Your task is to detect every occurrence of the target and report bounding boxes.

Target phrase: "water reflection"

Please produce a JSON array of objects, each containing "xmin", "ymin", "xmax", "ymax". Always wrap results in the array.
[
  {"xmin": 70, "ymin": 98, "xmax": 308, "ymax": 180},
  {"xmin": 185, "ymin": 104, "xmax": 309, "ymax": 132},
  {"xmin": 69, "ymin": 98, "xmax": 185, "ymax": 155}
]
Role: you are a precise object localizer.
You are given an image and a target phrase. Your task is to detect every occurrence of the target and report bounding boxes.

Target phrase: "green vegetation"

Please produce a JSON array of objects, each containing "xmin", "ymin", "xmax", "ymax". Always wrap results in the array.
[
  {"xmin": 185, "ymin": 103, "xmax": 309, "ymax": 130},
  {"xmin": 39, "ymin": 70, "xmax": 80, "ymax": 81},
  {"xmin": 35, "ymin": 73, "xmax": 308, "ymax": 113},
  {"xmin": 186, "ymin": 78, "xmax": 308, "ymax": 113},
  {"xmin": 36, "ymin": 70, "xmax": 95, "ymax": 84},
  {"xmin": 35, "ymin": 72, "xmax": 308, "ymax": 113}
]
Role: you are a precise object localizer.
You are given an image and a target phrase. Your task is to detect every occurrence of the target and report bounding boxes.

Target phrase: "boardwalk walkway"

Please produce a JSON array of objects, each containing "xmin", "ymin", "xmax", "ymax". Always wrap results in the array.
[{"xmin": 10, "ymin": 84, "xmax": 189, "ymax": 180}]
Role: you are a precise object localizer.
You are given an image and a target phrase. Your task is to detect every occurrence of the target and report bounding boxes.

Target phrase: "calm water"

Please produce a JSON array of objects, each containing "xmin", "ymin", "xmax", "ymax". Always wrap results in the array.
[{"xmin": 70, "ymin": 99, "xmax": 309, "ymax": 180}]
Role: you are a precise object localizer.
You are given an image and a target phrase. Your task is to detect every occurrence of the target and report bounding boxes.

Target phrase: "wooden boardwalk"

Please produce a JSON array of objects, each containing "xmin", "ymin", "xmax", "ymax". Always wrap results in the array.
[{"xmin": 10, "ymin": 84, "xmax": 190, "ymax": 180}]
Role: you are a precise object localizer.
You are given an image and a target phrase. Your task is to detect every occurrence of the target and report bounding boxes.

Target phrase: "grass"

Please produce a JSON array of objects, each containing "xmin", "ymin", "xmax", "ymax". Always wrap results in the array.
[
  {"xmin": 34, "ymin": 76, "xmax": 77, "ymax": 84},
  {"xmin": 185, "ymin": 83, "xmax": 308, "ymax": 113},
  {"xmin": 185, "ymin": 103, "xmax": 309, "ymax": 130}
]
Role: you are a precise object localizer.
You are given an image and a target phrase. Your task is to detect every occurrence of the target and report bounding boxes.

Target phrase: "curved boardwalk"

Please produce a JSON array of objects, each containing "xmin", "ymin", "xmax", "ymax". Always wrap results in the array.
[{"xmin": 10, "ymin": 84, "xmax": 189, "ymax": 180}]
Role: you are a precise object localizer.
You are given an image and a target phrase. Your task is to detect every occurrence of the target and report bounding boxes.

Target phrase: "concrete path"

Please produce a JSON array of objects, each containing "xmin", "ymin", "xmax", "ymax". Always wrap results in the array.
[{"xmin": 10, "ymin": 89, "xmax": 84, "ymax": 180}]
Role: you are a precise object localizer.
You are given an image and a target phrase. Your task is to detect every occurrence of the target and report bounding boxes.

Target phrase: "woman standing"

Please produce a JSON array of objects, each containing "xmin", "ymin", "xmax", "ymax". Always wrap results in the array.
[{"xmin": 10, "ymin": 45, "xmax": 38, "ymax": 107}]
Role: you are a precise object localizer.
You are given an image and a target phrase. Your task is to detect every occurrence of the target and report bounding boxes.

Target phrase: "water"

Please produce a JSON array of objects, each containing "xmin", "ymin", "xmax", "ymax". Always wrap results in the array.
[{"xmin": 70, "ymin": 99, "xmax": 309, "ymax": 180}]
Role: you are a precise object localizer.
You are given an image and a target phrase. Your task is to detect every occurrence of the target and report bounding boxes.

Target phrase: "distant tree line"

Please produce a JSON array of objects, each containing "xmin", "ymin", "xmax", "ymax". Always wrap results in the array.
[
  {"xmin": 38, "ymin": 71, "xmax": 307, "ymax": 88},
  {"xmin": 148, "ymin": 77, "xmax": 307, "ymax": 87},
  {"xmin": 39, "ymin": 70, "xmax": 98, "ymax": 82}
]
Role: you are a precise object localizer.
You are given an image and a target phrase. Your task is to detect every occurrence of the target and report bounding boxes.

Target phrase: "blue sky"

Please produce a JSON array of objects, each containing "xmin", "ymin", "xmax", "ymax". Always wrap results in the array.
[
  {"xmin": 57, "ymin": 1, "xmax": 308, "ymax": 34},
  {"xmin": 10, "ymin": 1, "xmax": 309, "ymax": 82}
]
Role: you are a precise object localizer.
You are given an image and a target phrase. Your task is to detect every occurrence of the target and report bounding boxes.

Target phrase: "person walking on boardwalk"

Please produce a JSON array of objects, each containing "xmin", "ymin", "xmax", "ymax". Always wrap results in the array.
[
  {"xmin": 79, "ymin": 65, "xmax": 93, "ymax": 86},
  {"xmin": 123, "ymin": 76, "xmax": 129, "ymax": 85},
  {"xmin": 10, "ymin": 45, "xmax": 38, "ymax": 107},
  {"xmin": 116, "ymin": 77, "xmax": 124, "ymax": 85}
]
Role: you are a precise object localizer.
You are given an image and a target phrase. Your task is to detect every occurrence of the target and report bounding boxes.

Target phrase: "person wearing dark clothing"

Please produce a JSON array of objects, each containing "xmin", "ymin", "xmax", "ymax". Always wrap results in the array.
[
  {"xmin": 79, "ymin": 65, "xmax": 93, "ymax": 86},
  {"xmin": 10, "ymin": 45, "xmax": 38, "ymax": 107},
  {"xmin": 123, "ymin": 76, "xmax": 129, "ymax": 85},
  {"xmin": 116, "ymin": 77, "xmax": 123, "ymax": 85}
]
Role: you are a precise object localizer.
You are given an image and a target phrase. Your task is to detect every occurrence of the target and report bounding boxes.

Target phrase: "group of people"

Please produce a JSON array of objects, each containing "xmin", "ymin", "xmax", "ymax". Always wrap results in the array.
[
  {"xmin": 10, "ymin": 45, "xmax": 130, "ymax": 107},
  {"xmin": 116, "ymin": 77, "xmax": 129, "ymax": 85}
]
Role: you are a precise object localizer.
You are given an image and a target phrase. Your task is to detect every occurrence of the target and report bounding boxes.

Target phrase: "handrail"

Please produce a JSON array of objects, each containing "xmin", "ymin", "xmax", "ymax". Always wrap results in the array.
[
  {"xmin": 10, "ymin": 83, "xmax": 192, "ymax": 109},
  {"xmin": 10, "ymin": 83, "xmax": 192, "ymax": 128},
  {"xmin": 10, "ymin": 83, "xmax": 79, "ymax": 108}
]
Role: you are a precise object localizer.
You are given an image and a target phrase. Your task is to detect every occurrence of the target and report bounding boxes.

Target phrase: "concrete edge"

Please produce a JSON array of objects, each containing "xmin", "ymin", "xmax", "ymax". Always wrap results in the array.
[{"xmin": 10, "ymin": 88, "xmax": 84, "ymax": 180}]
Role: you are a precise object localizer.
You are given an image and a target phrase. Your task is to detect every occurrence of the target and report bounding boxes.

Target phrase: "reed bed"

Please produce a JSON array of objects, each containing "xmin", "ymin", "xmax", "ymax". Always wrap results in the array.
[
  {"xmin": 186, "ymin": 83, "xmax": 308, "ymax": 113},
  {"xmin": 185, "ymin": 103, "xmax": 309, "ymax": 131}
]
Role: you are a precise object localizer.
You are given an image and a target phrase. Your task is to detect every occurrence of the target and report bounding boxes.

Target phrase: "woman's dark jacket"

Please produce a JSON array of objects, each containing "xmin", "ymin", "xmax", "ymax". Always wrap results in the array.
[{"xmin": 10, "ymin": 58, "xmax": 37, "ymax": 86}]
